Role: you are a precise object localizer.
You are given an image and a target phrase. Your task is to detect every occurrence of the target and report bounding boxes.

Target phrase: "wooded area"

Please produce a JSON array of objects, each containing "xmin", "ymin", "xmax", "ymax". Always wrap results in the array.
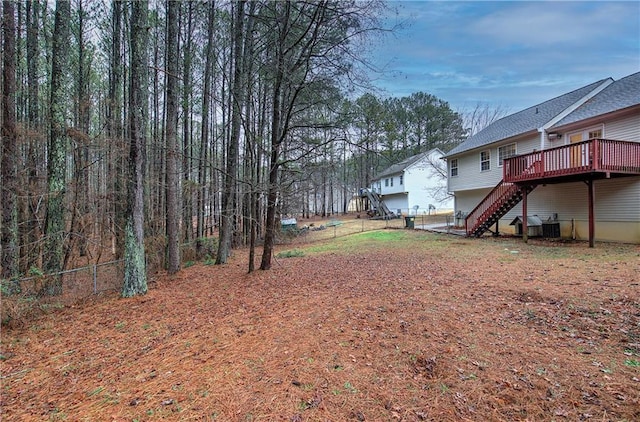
[{"xmin": 1, "ymin": 0, "xmax": 494, "ymax": 296}]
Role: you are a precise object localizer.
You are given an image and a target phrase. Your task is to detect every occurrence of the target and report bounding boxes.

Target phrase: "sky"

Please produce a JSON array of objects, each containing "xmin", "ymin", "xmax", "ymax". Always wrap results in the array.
[{"xmin": 368, "ymin": 0, "xmax": 640, "ymax": 113}]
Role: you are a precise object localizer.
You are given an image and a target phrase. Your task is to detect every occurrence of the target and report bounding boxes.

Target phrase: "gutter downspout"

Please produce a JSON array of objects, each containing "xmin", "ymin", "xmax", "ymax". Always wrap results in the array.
[{"xmin": 538, "ymin": 129, "xmax": 545, "ymax": 153}]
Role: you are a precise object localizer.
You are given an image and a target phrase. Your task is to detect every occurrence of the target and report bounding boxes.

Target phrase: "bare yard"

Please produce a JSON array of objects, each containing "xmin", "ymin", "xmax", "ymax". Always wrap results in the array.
[{"xmin": 1, "ymin": 229, "xmax": 639, "ymax": 421}]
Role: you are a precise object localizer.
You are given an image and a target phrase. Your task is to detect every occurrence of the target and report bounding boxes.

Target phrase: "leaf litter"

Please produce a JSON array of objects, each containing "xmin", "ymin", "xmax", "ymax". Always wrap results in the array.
[{"xmin": 1, "ymin": 230, "xmax": 639, "ymax": 421}]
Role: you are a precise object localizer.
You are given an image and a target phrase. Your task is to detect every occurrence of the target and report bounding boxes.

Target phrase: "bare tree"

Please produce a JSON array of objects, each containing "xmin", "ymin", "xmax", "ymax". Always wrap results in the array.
[
  {"xmin": 1, "ymin": 0, "xmax": 484, "ymax": 287},
  {"xmin": 421, "ymin": 150, "xmax": 451, "ymax": 205},
  {"xmin": 460, "ymin": 102, "xmax": 510, "ymax": 137},
  {"xmin": 260, "ymin": 1, "xmax": 383, "ymax": 270}
]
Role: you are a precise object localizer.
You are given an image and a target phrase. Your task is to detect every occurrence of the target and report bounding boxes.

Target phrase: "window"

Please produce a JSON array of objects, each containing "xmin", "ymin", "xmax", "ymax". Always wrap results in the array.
[
  {"xmin": 498, "ymin": 143, "xmax": 517, "ymax": 167},
  {"xmin": 399, "ymin": 174, "xmax": 403, "ymax": 185},
  {"xmin": 390, "ymin": 177, "xmax": 394, "ymax": 187},
  {"xmin": 450, "ymin": 159, "xmax": 458, "ymax": 177},
  {"xmin": 480, "ymin": 151, "xmax": 490, "ymax": 171},
  {"xmin": 569, "ymin": 126, "xmax": 604, "ymax": 143},
  {"xmin": 569, "ymin": 133, "xmax": 583, "ymax": 143},
  {"xmin": 384, "ymin": 178, "xmax": 389, "ymax": 187},
  {"xmin": 588, "ymin": 129, "xmax": 602, "ymax": 139}
]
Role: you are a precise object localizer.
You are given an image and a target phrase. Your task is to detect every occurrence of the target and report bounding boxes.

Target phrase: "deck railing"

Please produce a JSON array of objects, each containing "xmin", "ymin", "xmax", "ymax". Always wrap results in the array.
[{"xmin": 504, "ymin": 139, "xmax": 640, "ymax": 183}]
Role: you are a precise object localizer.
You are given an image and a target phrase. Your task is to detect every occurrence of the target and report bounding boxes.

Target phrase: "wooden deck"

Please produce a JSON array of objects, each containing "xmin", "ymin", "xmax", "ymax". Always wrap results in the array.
[{"xmin": 503, "ymin": 139, "xmax": 640, "ymax": 184}]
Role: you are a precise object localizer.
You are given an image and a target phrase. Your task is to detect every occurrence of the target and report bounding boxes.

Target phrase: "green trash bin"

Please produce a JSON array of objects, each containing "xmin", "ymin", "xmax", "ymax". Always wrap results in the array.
[{"xmin": 405, "ymin": 216, "xmax": 415, "ymax": 229}]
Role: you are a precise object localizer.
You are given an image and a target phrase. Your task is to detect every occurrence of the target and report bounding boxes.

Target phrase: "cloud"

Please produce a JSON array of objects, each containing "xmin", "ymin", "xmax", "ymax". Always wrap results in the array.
[{"xmin": 368, "ymin": 1, "xmax": 640, "ymax": 111}]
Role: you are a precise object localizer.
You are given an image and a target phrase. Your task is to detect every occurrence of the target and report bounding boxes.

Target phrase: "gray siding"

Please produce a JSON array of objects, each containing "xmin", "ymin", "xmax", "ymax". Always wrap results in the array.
[
  {"xmin": 605, "ymin": 114, "xmax": 640, "ymax": 142},
  {"xmin": 448, "ymin": 135, "xmax": 539, "ymax": 192},
  {"xmin": 454, "ymin": 188, "xmax": 492, "ymax": 214},
  {"xmin": 500, "ymin": 178, "xmax": 639, "ymax": 222},
  {"xmin": 449, "ymin": 152, "xmax": 499, "ymax": 192},
  {"xmin": 448, "ymin": 74, "xmax": 640, "ymax": 243},
  {"xmin": 594, "ymin": 177, "xmax": 640, "ymax": 221}
]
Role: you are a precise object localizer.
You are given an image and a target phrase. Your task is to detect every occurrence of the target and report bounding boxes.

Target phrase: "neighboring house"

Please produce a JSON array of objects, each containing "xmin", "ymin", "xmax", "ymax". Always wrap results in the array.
[
  {"xmin": 445, "ymin": 71, "xmax": 640, "ymax": 245},
  {"xmin": 369, "ymin": 148, "xmax": 453, "ymax": 216}
]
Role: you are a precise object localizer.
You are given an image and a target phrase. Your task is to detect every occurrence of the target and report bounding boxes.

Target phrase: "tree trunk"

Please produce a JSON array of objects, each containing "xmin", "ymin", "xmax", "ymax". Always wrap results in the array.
[
  {"xmin": 216, "ymin": 0, "xmax": 245, "ymax": 265},
  {"xmin": 182, "ymin": 1, "xmax": 193, "ymax": 242},
  {"xmin": 25, "ymin": 0, "xmax": 41, "ymax": 271},
  {"xmin": 122, "ymin": 0, "xmax": 149, "ymax": 298},
  {"xmin": 165, "ymin": 0, "xmax": 181, "ymax": 274},
  {"xmin": 14, "ymin": 1, "xmax": 23, "ymax": 121},
  {"xmin": 248, "ymin": 75, "xmax": 266, "ymax": 273},
  {"xmin": 74, "ymin": 0, "xmax": 90, "ymax": 259},
  {"xmin": 2, "ymin": 0, "xmax": 19, "ymax": 282},
  {"xmin": 108, "ymin": 0, "xmax": 125, "ymax": 260},
  {"xmin": 260, "ymin": 68, "xmax": 283, "ymax": 270},
  {"xmin": 260, "ymin": 143, "xmax": 280, "ymax": 271},
  {"xmin": 150, "ymin": 3, "xmax": 162, "ymax": 237},
  {"xmin": 43, "ymin": 0, "xmax": 71, "ymax": 295},
  {"xmin": 197, "ymin": 0, "xmax": 215, "ymax": 258}
]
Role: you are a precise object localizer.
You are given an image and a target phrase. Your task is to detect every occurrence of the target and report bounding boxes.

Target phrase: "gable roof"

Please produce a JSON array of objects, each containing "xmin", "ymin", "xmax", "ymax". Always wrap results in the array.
[
  {"xmin": 551, "ymin": 71, "xmax": 640, "ymax": 128},
  {"xmin": 445, "ymin": 78, "xmax": 611, "ymax": 157},
  {"xmin": 373, "ymin": 148, "xmax": 443, "ymax": 180}
]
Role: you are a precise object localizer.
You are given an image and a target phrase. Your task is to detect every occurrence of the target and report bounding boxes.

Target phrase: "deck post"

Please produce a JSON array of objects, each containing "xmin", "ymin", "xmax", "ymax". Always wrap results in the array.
[
  {"xmin": 522, "ymin": 187, "xmax": 528, "ymax": 243},
  {"xmin": 587, "ymin": 179, "xmax": 595, "ymax": 248}
]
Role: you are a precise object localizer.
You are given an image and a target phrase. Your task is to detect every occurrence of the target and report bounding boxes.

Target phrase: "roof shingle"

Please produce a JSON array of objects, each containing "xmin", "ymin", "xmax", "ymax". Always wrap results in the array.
[
  {"xmin": 551, "ymin": 72, "xmax": 640, "ymax": 128},
  {"xmin": 373, "ymin": 149, "xmax": 442, "ymax": 180},
  {"xmin": 446, "ymin": 78, "xmax": 611, "ymax": 157}
]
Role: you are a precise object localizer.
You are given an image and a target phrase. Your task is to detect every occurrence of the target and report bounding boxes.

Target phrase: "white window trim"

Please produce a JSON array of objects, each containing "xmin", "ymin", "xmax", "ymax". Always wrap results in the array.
[
  {"xmin": 497, "ymin": 143, "xmax": 517, "ymax": 168},
  {"xmin": 450, "ymin": 159, "xmax": 459, "ymax": 177},
  {"xmin": 565, "ymin": 124, "xmax": 605, "ymax": 145},
  {"xmin": 480, "ymin": 150, "xmax": 491, "ymax": 172}
]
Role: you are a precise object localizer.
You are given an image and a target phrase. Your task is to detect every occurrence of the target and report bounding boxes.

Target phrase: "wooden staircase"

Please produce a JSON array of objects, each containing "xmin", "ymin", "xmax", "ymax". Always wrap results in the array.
[
  {"xmin": 360, "ymin": 189, "xmax": 394, "ymax": 218},
  {"xmin": 465, "ymin": 180, "xmax": 536, "ymax": 237}
]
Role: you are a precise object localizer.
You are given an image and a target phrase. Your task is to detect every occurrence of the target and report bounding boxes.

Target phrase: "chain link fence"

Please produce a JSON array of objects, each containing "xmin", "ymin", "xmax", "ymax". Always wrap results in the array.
[
  {"xmin": 2, "ymin": 214, "xmax": 453, "ymax": 326},
  {"xmin": 1, "ymin": 260, "xmax": 124, "ymax": 326},
  {"xmin": 276, "ymin": 213, "xmax": 453, "ymax": 244}
]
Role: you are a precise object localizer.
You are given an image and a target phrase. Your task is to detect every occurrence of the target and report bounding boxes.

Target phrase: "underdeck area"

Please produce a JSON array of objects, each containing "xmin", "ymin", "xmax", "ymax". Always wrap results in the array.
[{"xmin": 465, "ymin": 139, "xmax": 640, "ymax": 246}]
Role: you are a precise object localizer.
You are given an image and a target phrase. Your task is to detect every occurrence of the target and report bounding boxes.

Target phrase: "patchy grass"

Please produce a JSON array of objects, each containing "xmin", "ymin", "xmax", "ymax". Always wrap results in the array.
[{"xmin": 276, "ymin": 249, "xmax": 305, "ymax": 258}]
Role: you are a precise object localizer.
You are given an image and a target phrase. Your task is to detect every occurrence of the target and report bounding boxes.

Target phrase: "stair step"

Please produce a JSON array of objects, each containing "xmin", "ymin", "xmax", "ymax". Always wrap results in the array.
[{"xmin": 468, "ymin": 181, "xmax": 537, "ymax": 237}]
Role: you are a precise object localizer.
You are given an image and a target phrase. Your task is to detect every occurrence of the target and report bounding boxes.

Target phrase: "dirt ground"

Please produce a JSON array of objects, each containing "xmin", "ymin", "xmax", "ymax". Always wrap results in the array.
[{"xmin": 1, "ymin": 228, "xmax": 639, "ymax": 421}]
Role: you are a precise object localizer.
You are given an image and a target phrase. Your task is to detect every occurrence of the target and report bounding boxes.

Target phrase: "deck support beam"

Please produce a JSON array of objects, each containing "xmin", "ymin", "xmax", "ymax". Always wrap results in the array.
[
  {"xmin": 522, "ymin": 187, "xmax": 528, "ymax": 243},
  {"xmin": 587, "ymin": 179, "xmax": 595, "ymax": 248}
]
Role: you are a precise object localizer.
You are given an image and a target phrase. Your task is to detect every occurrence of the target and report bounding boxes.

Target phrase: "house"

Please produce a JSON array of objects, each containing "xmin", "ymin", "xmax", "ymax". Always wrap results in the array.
[
  {"xmin": 445, "ymin": 71, "xmax": 640, "ymax": 245},
  {"xmin": 367, "ymin": 148, "xmax": 453, "ymax": 216}
]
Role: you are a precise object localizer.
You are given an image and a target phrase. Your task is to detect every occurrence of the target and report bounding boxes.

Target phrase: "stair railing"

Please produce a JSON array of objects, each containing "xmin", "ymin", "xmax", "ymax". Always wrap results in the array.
[{"xmin": 465, "ymin": 180, "xmax": 518, "ymax": 235}]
